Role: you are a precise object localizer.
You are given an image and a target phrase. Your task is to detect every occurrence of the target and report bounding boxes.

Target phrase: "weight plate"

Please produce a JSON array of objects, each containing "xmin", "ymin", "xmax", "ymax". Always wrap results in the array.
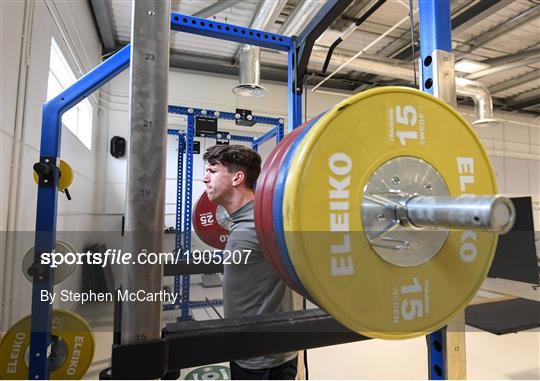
[
  {"xmin": 33, "ymin": 159, "xmax": 74, "ymax": 192},
  {"xmin": 269, "ymin": 116, "xmax": 324, "ymax": 297},
  {"xmin": 184, "ymin": 365, "xmax": 231, "ymax": 380},
  {"xmin": 254, "ymin": 136, "xmax": 290, "ymax": 281},
  {"xmin": 281, "ymin": 87, "xmax": 499, "ymax": 339},
  {"xmin": 57, "ymin": 160, "xmax": 74, "ymax": 192},
  {"xmin": 22, "ymin": 241, "xmax": 77, "ymax": 284},
  {"xmin": 255, "ymin": 123, "xmax": 308, "ymax": 295},
  {"xmin": 193, "ymin": 192, "xmax": 231, "ymax": 249},
  {"xmin": 0, "ymin": 310, "xmax": 95, "ymax": 379}
]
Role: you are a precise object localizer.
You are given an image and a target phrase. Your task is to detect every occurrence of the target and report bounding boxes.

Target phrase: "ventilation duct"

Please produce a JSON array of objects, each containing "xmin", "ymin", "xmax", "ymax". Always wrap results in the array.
[
  {"xmin": 232, "ymin": 1, "xmax": 286, "ymax": 97},
  {"xmin": 455, "ymin": 77, "xmax": 498, "ymax": 126},
  {"xmin": 233, "ymin": 44, "xmax": 266, "ymax": 97},
  {"xmin": 279, "ymin": 0, "xmax": 326, "ymax": 37},
  {"xmin": 309, "ymin": 50, "xmax": 413, "ymax": 80},
  {"xmin": 307, "ymin": 51, "xmax": 497, "ymax": 126}
]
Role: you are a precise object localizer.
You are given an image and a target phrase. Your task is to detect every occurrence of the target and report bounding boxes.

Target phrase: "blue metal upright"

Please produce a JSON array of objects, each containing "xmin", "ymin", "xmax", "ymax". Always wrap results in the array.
[
  {"xmin": 181, "ymin": 115, "xmax": 196, "ymax": 321},
  {"xmin": 418, "ymin": 1, "xmax": 454, "ymax": 379},
  {"xmin": 29, "ymin": 44, "xmax": 130, "ymax": 379},
  {"xmin": 418, "ymin": 0, "xmax": 452, "ymax": 95},
  {"xmin": 173, "ymin": 130, "xmax": 185, "ymax": 308},
  {"xmin": 427, "ymin": 329, "xmax": 446, "ymax": 379}
]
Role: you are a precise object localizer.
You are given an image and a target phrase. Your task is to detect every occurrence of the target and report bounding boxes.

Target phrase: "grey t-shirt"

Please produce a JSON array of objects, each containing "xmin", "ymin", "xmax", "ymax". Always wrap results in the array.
[{"xmin": 222, "ymin": 200, "xmax": 297, "ymax": 369}]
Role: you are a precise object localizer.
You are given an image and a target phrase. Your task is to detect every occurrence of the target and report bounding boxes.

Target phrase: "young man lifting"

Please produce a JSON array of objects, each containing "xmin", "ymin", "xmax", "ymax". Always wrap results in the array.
[{"xmin": 202, "ymin": 144, "xmax": 297, "ymax": 380}]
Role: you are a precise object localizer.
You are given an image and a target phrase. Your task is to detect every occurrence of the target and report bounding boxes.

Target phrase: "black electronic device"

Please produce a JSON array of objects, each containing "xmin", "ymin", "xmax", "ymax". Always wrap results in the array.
[
  {"xmin": 193, "ymin": 141, "xmax": 201, "ymax": 154},
  {"xmin": 195, "ymin": 116, "xmax": 218, "ymax": 136},
  {"xmin": 110, "ymin": 136, "xmax": 126, "ymax": 158},
  {"xmin": 216, "ymin": 131, "xmax": 230, "ymax": 145},
  {"xmin": 235, "ymin": 108, "xmax": 255, "ymax": 127},
  {"xmin": 488, "ymin": 197, "xmax": 538, "ymax": 284}
]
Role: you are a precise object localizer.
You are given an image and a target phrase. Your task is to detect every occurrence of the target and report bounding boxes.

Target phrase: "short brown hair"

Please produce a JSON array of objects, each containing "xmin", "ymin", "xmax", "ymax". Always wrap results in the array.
[{"xmin": 203, "ymin": 144, "xmax": 261, "ymax": 189}]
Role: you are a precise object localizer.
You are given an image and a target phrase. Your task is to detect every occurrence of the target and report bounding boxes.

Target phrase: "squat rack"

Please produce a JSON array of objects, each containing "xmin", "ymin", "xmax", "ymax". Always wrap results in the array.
[
  {"xmin": 164, "ymin": 105, "xmax": 284, "ymax": 321},
  {"xmin": 29, "ymin": 1, "xmax": 458, "ymax": 379}
]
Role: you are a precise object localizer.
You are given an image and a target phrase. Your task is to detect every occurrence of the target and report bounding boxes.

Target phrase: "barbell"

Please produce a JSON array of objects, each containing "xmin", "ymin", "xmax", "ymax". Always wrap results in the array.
[{"xmin": 254, "ymin": 87, "xmax": 514, "ymax": 339}]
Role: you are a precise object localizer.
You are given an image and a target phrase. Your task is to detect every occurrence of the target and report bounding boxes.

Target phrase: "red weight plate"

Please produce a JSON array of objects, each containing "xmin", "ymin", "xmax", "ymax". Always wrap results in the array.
[
  {"xmin": 255, "ymin": 123, "xmax": 309, "ymax": 296},
  {"xmin": 254, "ymin": 135, "xmax": 294, "ymax": 285},
  {"xmin": 193, "ymin": 191, "xmax": 231, "ymax": 249}
]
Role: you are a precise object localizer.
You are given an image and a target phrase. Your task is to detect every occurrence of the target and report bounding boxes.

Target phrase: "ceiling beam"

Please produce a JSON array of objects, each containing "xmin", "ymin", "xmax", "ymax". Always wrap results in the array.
[
  {"xmin": 489, "ymin": 70, "xmax": 540, "ymax": 95},
  {"xmin": 455, "ymin": 4, "xmax": 540, "ymax": 54},
  {"xmin": 333, "ymin": 0, "xmax": 372, "ymax": 31},
  {"xmin": 481, "ymin": 46, "xmax": 540, "ymax": 66},
  {"xmin": 451, "ymin": 0, "xmax": 508, "ymax": 35},
  {"xmin": 192, "ymin": 0, "xmax": 243, "ymax": 19},
  {"xmin": 89, "ymin": 0, "xmax": 116, "ymax": 50},
  {"xmin": 506, "ymin": 88, "xmax": 540, "ymax": 109},
  {"xmin": 466, "ymin": 55, "xmax": 540, "ymax": 80}
]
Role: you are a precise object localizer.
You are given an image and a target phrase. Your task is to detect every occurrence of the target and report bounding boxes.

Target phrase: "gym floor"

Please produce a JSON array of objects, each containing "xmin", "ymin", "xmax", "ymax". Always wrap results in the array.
[{"xmin": 79, "ymin": 276, "xmax": 539, "ymax": 380}]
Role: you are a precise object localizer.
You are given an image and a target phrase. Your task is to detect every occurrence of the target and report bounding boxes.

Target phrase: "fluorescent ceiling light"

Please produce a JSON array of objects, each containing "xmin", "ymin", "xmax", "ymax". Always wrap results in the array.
[{"xmin": 455, "ymin": 59, "xmax": 490, "ymax": 74}]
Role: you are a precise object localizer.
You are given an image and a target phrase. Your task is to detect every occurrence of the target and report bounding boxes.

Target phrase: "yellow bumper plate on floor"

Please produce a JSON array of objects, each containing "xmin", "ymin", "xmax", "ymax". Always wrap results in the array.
[{"xmin": 0, "ymin": 310, "xmax": 94, "ymax": 379}]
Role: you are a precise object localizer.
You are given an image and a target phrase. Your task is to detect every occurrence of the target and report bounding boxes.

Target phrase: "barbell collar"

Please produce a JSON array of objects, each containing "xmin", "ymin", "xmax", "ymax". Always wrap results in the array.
[{"xmin": 404, "ymin": 195, "xmax": 515, "ymax": 233}]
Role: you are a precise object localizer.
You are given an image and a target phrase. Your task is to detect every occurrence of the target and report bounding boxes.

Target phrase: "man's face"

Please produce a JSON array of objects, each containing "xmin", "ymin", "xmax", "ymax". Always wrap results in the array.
[{"xmin": 202, "ymin": 162, "xmax": 235, "ymax": 204}]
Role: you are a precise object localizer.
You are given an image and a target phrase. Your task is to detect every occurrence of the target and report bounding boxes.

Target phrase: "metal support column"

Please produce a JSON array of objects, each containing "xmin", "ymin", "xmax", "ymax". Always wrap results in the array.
[
  {"xmin": 121, "ymin": 0, "xmax": 170, "ymax": 344},
  {"xmin": 288, "ymin": 43, "xmax": 302, "ymax": 131},
  {"xmin": 174, "ymin": 134, "xmax": 185, "ymax": 302},
  {"xmin": 277, "ymin": 120, "xmax": 285, "ymax": 142},
  {"xmin": 180, "ymin": 115, "xmax": 195, "ymax": 321},
  {"xmin": 419, "ymin": 1, "xmax": 465, "ymax": 379}
]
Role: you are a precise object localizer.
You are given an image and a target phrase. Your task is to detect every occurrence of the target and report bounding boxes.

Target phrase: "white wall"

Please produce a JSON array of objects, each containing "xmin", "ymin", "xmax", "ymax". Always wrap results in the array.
[
  {"xmin": 0, "ymin": 0, "xmax": 25, "ymax": 332},
  {"xmin": 0, "ymin": 0, "xmax": 103, "ymax": 328}
]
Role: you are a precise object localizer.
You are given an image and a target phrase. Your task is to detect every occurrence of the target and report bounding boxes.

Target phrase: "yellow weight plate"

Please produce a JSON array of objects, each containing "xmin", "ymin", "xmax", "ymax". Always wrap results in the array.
[
  {"xmin": 0, "ymin": 310, "xmax": 94, "ymax": 379},
  {"xmin": 57, "ymin": 160, "xmax": 74, "ymax": 192},
  {"xmin": 282, "ymin": 87, "xmax": 498, "ymax": 339},
  {"xmin": 33, "ymin": 159, "xmax": 73, "ymax": 192}
]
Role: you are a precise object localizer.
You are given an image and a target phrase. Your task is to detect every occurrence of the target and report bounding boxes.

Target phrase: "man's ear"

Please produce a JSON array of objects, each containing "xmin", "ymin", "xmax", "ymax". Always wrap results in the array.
[{"xmin": 231, "ymin": 171, "xmax": 246, "ymax": 187}]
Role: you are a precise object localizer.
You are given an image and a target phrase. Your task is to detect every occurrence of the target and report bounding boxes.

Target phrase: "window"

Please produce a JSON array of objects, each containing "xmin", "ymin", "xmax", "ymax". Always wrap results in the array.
[{"xmin": 47, "ymin": 38, "xmax": 92, "ymax": 149}]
